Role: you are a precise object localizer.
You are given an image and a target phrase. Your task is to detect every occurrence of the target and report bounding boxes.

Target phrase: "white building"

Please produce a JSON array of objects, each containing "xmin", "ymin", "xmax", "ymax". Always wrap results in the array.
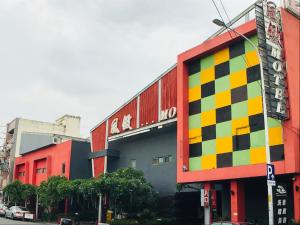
[{"xmin": 0, "ymin": 115, "xmax": 81, "ymax": 188}]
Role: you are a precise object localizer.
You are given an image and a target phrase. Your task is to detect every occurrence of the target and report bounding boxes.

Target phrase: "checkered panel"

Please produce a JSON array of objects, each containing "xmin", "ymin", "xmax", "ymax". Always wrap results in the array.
[{"xmin": 187, "ymin": 35, "xmax": 284, "ymax": 171}]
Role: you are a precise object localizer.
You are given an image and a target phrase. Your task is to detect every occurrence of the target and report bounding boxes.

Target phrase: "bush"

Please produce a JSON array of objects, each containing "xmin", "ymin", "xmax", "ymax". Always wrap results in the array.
[{"xmin": 112, "ymin": 219, "xmax": 138, "ymax": 225}]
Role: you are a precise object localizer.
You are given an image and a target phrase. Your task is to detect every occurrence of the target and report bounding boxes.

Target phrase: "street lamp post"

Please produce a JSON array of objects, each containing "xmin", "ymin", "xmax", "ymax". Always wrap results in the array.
[{"xmin": 212, "ymin": 19, "xmax": 274, "ymax": 225}]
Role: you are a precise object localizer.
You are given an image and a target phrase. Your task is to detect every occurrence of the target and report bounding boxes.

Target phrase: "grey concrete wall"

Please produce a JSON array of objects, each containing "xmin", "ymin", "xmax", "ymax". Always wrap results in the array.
[
  {"xmin": 70, "ymin": 140, "xmax": 92, "ymax": 180},
  {"xmin": 20, "ymin": 133, "xmax": 54, "ymax": 155},
  {"xmin": 107, "ymin": 123, "xmax": 177, "ymax": 196}
]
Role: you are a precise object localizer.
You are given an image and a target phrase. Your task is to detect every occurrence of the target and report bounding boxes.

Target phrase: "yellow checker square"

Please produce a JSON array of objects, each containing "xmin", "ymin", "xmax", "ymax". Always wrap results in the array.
[
  {"xmin": 189, "ymin": 128, "xmax": 201, "ymax": 139},
  {"xmin": 201, "ymin": 154, "xmax": 216, "ymax": 170},
  {"xmin": 245, "ymin": 50, "xmax": 259, "ymax": 67},
  {"xmin": 250, "ymin": 147, "xmax": 266, "ymax": 164},
  {"xmin": 230, "ymin": 70, "xmax": 247, "ymax": 89},
  {"xmin": 189, "ymin": 136, "xmax": 202, "ymax": 144},
  {"xmin": 189, "ymin": 86, "xmax": 201, "ymax": 103},
  {"xmin": 232, "ymin": 117, "xmax": 250, "ymax": 135},
  {"xmin": 200, "ymin": 67, "xmax": 215, "ymax": 84},
  {"xmin": 269, "ymin": 127, "xmax": 283, "ymax": 146},
  {"xmin": 201, "ymin": 110, "xmax": 216, "ymax": 127},
  {"xmin": 248, "ymin": 96, "xmax": 263, "ymax": 116},
  {"xmin": 214, "ymin": 48, "xmax": 229, "ymax": 65},
  {"xmin": 216, "ymin": 90, "xmax": 231, "ymax": 108},
  {"xmin": 216, "ymin": 137, "xmax": 233, "ymax": 154}
]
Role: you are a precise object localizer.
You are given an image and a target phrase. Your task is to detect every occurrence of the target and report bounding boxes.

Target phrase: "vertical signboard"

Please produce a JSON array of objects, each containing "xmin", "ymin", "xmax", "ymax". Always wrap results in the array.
[
  {"xmin": 255, "ymin": 0, "xmax": 289, "ymax": 120},
  {"xmin": 273, "ymin": 184, "xmax": 289, "ymax": 224}
]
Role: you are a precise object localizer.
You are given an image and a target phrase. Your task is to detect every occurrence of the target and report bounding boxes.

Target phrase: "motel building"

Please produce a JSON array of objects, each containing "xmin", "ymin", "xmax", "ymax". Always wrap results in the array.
[{"xmin": 91, "ymin": 1, "xmax": 299, "ymax": 224}]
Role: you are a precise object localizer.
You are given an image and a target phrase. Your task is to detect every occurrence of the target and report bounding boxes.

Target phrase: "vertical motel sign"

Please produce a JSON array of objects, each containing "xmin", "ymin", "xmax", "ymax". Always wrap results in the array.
[{"xmin": 255, "ymin": 0, "xmax": 289, "ymax": 120}]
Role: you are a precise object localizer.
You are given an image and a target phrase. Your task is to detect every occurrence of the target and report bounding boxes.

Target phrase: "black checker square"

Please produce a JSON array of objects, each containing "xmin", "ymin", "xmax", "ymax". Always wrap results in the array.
[
  {"xmin": 189, "ymin": 100, "xmax": 201, "ymax": 116},
  {"xmin": 217, "ymin": 152, "xmax": 233, "ymax": 168},
  {"xmin": 231, "ymin": 85, "xmax": 248, "ymax": 104},
  {"xmin": 270, "ymin": 144, "xmax": 284, "ymax": 162},
  {"xmin": 201, "ymin": 81, "xmax": 215, "ymax": 98},
  {"xmin": 215, "ymin": 61, "xmax": 230, "ymax": 79},
  {"xmin": 189, "ymin": 143, "xmax": 202, "ymax": 158},
  {"xmin": 233, "ymin": 134, "xmax": 250, "ymax": 151},
  {"xmin": 188, "ymin": 60, "xmax": 201, "ymax": 76},
  {"xmin": 247, "ymin": 65, "xmax": 261, "ymax": 83},
  {"xmin": 202, "ymin": 125, "xmax": 216, "ymax": 141},
  {"xmin": 216, "ymin": 105, "xmax": 232, "ymax": 123},
  {"xmin": 249, "ymin": 113, "xmax": 265, "ymax": 132},
  {"xmin": 229, "ymin": 40, "xmax": 245, "ymax": 59}
]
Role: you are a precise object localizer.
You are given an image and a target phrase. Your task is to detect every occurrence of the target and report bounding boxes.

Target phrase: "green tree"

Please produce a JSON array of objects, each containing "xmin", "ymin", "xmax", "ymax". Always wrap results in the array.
[
  {"xmin": 21, "ymin": 184, "xmax": 37, "ymax": 207},
  {"xmin": 98, "ymin": 168, "xmax": 157, "ymax": 215},
  {"xmin": 3, "ymin": 180, "xmax": 24, "ymax": 205},
  {"xmin": 37, "ymin": 176, "xmax": 67, "ymax": 214}
]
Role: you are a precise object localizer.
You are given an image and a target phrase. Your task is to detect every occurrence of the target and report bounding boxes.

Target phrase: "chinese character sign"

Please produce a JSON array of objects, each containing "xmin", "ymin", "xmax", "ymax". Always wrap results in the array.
[{"xmin": 273, "ymin": 184, "xmax": 289, "ymax": 224}]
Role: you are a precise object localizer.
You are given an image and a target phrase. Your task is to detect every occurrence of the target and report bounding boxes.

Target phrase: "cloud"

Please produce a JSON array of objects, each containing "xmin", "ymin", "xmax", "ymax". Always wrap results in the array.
[{"xmin": 0, "ymin": 0, "xmax": 258, "ymax": 143}]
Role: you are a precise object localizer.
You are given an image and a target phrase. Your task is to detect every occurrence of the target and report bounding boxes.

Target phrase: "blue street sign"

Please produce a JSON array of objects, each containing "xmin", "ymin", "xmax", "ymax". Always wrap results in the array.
[{"xmin": 267, "ymin": 164, "xmax": 276, "ymax": 186}]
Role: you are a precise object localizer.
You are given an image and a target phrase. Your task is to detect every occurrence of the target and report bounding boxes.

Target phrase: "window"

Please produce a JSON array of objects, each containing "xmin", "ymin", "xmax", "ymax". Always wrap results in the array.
[
  {"xmin": 36, "ymin": 168, "xmax": 46, "ymax": 174},
  {"xmin": 130, "ymin": 159, "xmax": 136, "ymax": 169},
  {"xmin": 152, "ymin": 155, "xmax": 172, "ymax": 165},
  {"xmin": 158, "ymin": 157, "xmax": 164, "ymax": 164},
  {"xmin": 18, "ymin": 172, "xmax": 25, "ymax": 177},
  {"xmin": 62, "ymin": 163, "xmax": 66, "ymax": 174}
]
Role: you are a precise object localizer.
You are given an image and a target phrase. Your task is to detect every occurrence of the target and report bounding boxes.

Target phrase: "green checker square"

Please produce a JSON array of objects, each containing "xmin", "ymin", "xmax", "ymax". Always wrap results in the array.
[
  {"xmin": 201, "ymin": 55, "xmax": 214, "ymax": 70},
  {"xmin": 201, "ymin": 95, "xmax": 216, "ymax": 112},
  {"xmin": 202, "ymin": 140, "xmax": 216, "ymax": 155},
  {"xmin": 232, "ymin": 101, "xmax": 248, "ymax": 119},
  {"xmin": 216, "ymin": 121, "xmax": 232, "ymax": 138},
  {"xmin": 250, "ymin": 130, "xmax": 266, "ymax": 147},
  {"xmin": 233, "ymin": 150, "xmax": 250, "ymax": 166},
  {"xmin": 268, "ymin": 117, "xmax": 281, "ymax": 128},
  {"xmin": 189, "ymin": 72, "xmax": 200, "ymax": 88},
  {"xmin": 215, "ymin": 75, "xmax": 230, "ymax": 93},
  {"xmin": 189, "ymin": 114, "xmax": 201, "ymax": 129},
  {"xmin": 189, "ymin": 157, "xmax": 201, "ymax": 171},
  {"xmin": 245, "ymin": 36, "xmax": 258, "ymax": 52},
  {"xmin": 247, "ymin": 81, "xmax": 262, "ymax": 99},
  {"xmin": 229, "ymin": 55, "xmax": 247, "ymax": 73}
]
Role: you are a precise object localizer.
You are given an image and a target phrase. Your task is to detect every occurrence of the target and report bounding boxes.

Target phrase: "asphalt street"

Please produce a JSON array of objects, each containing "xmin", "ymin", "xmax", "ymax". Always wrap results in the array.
[{"xmin": 0, "ymin": 217, "xmax": 54, "ymax": 225}]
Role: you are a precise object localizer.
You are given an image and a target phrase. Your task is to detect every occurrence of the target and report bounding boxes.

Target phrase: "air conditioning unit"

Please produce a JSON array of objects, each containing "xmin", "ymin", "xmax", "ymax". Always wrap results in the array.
[{"xmin": 52, "ymin": 137, "xmax": 61, "ymax": 144}]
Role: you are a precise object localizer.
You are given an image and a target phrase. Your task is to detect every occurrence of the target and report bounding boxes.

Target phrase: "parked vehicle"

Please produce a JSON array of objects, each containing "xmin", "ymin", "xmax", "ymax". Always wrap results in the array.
[
  {"xmin": 0, "ymin": 204, "xmax": 8, "ymax": 216},
  {"xmin": 212, "ymin": 222, "xmax": 255, "ymax": 225},
  {"xmin": 58, "ymin": 218, "xmax": 73, "ymax": 225},
  {"xmin": 5, "ymin": 206, "xmax": 29, "ymax": 220}
]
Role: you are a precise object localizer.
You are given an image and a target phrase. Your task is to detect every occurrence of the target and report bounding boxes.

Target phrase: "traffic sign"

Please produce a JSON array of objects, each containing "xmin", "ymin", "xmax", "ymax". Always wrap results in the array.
[{"xmin": 267, "ymin": 164, "xmax": 276, "ymax": 186}]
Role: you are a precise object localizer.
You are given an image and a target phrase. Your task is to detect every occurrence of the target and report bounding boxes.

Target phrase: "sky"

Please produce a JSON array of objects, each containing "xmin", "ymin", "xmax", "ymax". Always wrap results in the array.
[{"xmin": 0, "ymin": 0, "xmax": 263, "ymax": 142}]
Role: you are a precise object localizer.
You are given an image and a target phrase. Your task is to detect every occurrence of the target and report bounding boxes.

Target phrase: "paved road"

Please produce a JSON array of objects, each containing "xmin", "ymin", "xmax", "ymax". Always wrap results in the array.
[{"xmin": 0, "ymin": 217, "xmax": 54, "ymax": 225}]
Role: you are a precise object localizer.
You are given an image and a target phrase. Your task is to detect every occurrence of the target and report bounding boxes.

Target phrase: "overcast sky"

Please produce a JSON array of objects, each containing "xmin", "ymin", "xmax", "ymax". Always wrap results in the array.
[{"xmin": 0, "ymin": 0, "xmax": 262, "ymax": 141}]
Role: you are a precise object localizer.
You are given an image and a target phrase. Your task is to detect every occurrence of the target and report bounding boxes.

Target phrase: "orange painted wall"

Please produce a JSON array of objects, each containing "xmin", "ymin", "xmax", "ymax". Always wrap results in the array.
[
  {"xmin": 14, "ymin": 140, "xmax": 72, "ymax": 185},
  {"xmin": 281, "ymin": 8, "xmax": 300, "ymax": 174}
]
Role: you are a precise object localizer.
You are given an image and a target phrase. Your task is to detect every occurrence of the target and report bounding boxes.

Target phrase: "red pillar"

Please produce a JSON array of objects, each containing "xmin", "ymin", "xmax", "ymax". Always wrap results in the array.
[
  {"xmin": 294, "ymin": 175, "xmax": 300, "ymax": 221},
  {"xmin": 231, "ymin": 180, "xmax": 245, "ymax": 222}
]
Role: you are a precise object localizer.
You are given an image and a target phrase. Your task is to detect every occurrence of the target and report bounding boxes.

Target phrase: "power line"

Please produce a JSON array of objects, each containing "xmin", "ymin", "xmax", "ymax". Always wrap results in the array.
[{"xmin": 211, "ymin": 0, "xmax": 250, "ymax": 68}]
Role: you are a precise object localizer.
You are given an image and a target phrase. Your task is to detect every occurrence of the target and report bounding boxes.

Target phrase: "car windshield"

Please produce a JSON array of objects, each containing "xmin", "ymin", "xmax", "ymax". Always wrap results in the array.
[{"xmin": 16, "ymin": 207, "xmax": 27, "ymax": 211}]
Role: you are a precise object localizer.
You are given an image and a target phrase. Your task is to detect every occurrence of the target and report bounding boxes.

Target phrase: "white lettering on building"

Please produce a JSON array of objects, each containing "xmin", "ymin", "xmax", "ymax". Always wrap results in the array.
[
  {"xmin": 110, "ymin": 118, "xmax": 120, "ymax": 134},
  {"xmin": 160, "ymin": 107, "xmax": 177, "ymax": 121},
  {"xmin": 122, "ymin": 114, "xmax": 133, "ymax": 131}
]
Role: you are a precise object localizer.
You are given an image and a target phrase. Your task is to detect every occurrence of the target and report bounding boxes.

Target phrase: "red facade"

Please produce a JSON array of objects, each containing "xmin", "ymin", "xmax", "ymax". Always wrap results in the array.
[
  {"xmin": 161, "ymin": 67, "xmax": 177, "ymax": 111},
  {"xmin": 139, "ymin": 82, "xmax": 159, "ymax": 127},
  {"xmin": 91, "ymin": 122, "xmax": 107, "ymax": 176},
  {"xmin": 108, "ymin": 99, "xmax": 137, "ymax": 137},
  {"xmin": 14, "ymin": 141, "xmax": 72, "ymax": 186},
  {"xmin": 91, "ymin": 66, "xmax": 178, "ymax": 177}
]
